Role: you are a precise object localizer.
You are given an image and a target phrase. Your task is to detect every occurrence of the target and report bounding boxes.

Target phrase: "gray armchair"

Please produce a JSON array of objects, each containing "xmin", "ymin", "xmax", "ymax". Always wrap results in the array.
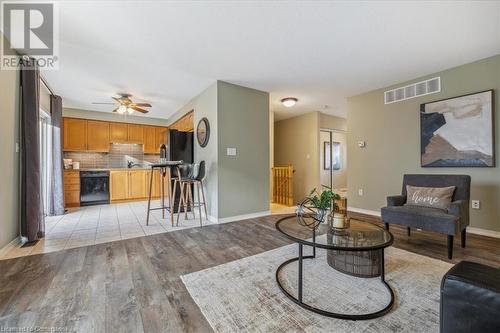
[{"xmin": 381, "ymin": 174, "xmax": 471, "ymax": 259}]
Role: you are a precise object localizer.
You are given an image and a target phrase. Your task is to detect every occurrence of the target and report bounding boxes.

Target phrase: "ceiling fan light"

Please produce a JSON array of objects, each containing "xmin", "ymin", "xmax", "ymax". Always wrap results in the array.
[
  {"xmin": 127, "ymin": 107, "xmax": 134, "ymax": 114},
  {"xmin": 281, "ymin": 97, "xmax": 298, "ymax": 107},
  {"xmin": 117, "ymin": 105, "xmax": 127, "ymax": 114}
]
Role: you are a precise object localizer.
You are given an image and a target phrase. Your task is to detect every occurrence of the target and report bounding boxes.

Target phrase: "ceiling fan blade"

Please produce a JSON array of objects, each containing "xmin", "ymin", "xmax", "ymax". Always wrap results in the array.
[
  {"xmin": 131, "ymin": 103, "xmax": 152, "ymax": 107},
  {"xmin": 92, "ymin": 102, "xmax": 116, "ymax": 105},
  {"xmin": 130, "ymin": 105, "xmax": 149, "ymax": 113},
  {"xmin": 112, "ymin": 107, "xmax": 119, "ymax": 113},
  {"xmin": 112, "ymin": 96, "xmax": 122, "ymax": 103}
]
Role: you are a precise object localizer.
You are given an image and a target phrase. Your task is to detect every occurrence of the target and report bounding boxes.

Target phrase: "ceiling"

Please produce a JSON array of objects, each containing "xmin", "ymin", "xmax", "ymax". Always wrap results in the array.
[{"xmin": 42, "ymin": 0, "xmax": 500, "ymax": 121}]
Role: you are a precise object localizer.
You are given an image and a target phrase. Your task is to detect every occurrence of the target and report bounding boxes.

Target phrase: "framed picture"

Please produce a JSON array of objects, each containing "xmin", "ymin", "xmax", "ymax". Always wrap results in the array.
[
  {"xmin": 324, "ymin": 141, "xmax": 341, "ymax": 170},
  {"xmin": 420, "ymin": 90, "xmax": 495, "ymax": 167}
]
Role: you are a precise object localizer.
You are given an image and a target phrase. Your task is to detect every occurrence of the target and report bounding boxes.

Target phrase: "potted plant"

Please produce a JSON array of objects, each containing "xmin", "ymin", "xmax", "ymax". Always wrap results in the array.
[{"xmin": 296, "ymin": 188, "xmax": 340, "ymax": 223}]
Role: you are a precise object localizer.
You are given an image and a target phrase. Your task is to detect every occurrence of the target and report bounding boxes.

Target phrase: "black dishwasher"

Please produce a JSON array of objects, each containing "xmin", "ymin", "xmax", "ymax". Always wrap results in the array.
[{"xmin": 80, "ymin": 171, "xmax": 110, "ymax": 206}]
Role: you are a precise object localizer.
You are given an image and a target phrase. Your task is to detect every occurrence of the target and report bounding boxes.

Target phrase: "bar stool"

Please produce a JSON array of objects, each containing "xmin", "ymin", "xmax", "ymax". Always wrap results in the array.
[
  {"xmin": 177, "ymin": 161, "xmax": 207, "ymax": 226},
  {"xmin": 145, "ymin": 161, "xmax": 183, "ymax": 227}
]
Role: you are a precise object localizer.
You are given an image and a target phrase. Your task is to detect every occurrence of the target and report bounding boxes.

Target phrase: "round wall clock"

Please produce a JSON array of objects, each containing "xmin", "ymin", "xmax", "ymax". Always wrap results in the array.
[{"xmin": 196, "ymin": 117, "xmax": 210, "ymax": 147}]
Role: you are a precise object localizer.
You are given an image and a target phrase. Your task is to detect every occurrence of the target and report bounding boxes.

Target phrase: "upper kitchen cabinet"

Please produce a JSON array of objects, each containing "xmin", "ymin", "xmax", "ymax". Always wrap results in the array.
[
  {"xmin": 143, "ymin": 126, "xmax": 157, "ymax": 154},
  {"xmin": 170, "ymin": 111, "xmax": 194, "ymax": 132},
  {"xmin": 127, "ymin": 124, "xmax": 144, "ymax": 143},
  {"xmin": 63, "ymin": 118, "xmax": 87, "ymax": 151},
  {"xmin": 110, "ymin": 122, "xmax": 128, "ymax": 143},
  {"xmin": 86, "ymin": 120, "xmax": 110, "ymax": 152},
  {"xmin": 155, "ymin": 127, "xmax": 168, "ymax": 153}
]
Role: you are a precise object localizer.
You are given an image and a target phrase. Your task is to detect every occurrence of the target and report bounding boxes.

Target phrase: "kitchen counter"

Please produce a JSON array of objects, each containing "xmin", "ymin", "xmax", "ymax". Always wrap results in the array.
[{"xmin": 64, "ymin": 167, "xmax": 153, "ymax": 172}]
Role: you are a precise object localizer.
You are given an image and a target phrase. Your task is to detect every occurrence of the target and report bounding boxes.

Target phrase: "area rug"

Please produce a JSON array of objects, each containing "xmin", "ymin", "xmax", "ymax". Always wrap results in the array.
[{"xmin": 181, "ymin": 244, "xmax": 452, "ymax": 333}]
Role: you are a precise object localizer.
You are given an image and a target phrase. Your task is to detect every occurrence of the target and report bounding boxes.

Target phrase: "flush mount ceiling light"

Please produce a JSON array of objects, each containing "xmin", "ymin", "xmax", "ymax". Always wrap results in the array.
[{"xmin": 281, "ymin": 97, "xmax": 298, "ymax": 107}]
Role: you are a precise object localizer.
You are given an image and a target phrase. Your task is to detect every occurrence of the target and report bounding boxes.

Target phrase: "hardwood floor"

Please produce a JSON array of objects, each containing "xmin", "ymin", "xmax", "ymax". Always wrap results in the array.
[
  {"xmin": 0, "ymin": 213, "xmax": 499, "ymax": 332},
  {"xmin": 348, "ymin": 211, "xmax": 500, "ymax": 267}
]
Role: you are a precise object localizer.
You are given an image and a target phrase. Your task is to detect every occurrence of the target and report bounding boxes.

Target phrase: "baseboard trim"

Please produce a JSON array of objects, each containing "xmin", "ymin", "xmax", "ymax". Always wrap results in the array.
[
  {"xmin": 466, "ymin": 227, "xmax": 500, "ymax": 239},
  {"xmin": 347, "ymin": 206, "xmax": 381, "ymax": 217},
  {"xmin": 209, "ymin": 211, "xmax": 272, "ymax": 224},
  {"xmin": 0, "ymin": 236, "xmax": 22, "ymax": 258},
  {"xmin": 347, "ymin": 206, "xmax": 500, "ymax": 239}
]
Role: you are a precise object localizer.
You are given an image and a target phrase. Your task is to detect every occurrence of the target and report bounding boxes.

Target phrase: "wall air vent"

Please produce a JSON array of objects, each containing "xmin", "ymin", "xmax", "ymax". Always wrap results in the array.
[{"xmin": 384, "ymin": 77, "xmax": 441, "ymax": 104}]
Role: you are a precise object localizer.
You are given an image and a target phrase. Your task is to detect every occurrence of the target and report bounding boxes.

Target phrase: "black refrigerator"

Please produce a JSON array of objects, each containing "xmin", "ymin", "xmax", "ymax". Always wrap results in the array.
[
  {"xmin": 168, "ymin": 130, "xmax": 194, "ymax": 212},
  {"xmin": 168, "ymin": 130, "xmax": 194, "ymax": 163}
]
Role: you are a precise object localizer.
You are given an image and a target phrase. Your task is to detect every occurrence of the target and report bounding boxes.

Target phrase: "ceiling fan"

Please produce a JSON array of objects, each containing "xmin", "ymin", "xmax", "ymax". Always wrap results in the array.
[{"xmin": 92, "ymin": 93, "xmax": 152, "ymax": 114}]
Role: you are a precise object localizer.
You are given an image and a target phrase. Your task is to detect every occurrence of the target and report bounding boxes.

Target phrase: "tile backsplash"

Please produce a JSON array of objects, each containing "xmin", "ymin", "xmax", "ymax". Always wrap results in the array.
[{"xmin": 64, "ymin": 143, "xmax": 160, "ymax": 169}]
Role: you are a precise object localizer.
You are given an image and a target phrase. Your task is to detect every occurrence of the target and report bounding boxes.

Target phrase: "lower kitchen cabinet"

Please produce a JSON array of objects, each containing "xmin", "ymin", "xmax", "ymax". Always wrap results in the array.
[
  {"xmin": 110, "ymin": 171, "xmax": 129, "ymax": 201},
  {"xmin": 110, "ymin": 170, "xmax": 153, "ymax": 202},
  {"xmin": 129, "ymin": 170, "xmax": 147, "ymax": 199},
  {"xmin": 64, "ymin": 170, "xmax": 80, "ymax": 207}
]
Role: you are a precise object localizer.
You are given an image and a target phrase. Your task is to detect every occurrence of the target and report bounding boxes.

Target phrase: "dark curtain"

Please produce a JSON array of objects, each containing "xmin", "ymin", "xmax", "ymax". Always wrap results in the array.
[
  {"xmin": 49, "ymin": 95, "xmax": 65, "ymax": 215},
  {"xmin": 20, "ymin": 58, "xmax": 43, "ymax": 241}
]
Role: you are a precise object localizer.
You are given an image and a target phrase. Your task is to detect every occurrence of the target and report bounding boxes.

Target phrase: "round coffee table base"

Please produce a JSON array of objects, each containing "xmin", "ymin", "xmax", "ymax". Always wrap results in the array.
[{"xmin": 275, "ymin": 255, "xmax": 395, "ymax": 320}]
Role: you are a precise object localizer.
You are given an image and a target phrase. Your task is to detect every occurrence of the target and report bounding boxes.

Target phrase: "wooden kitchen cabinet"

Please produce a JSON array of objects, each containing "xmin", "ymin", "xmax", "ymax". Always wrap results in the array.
[
  {"xmin": 127, "ymin": 124, "xmax": 144, "ymax": 143},
  {"xmin": 86, "ymin": 120, "xmax": 110, "ymax": 152},
  {"xmin": 143, "ymin": 126, "xmax": 157, "ymax": 154},
  {"xmin": 155, "ymin": 127, "xmax": 168, "ymax": 153},
  {"xmin": 110, "ymin": 171, "xmax": 129, "ymax": 201},
  {"xmin": 63, "ymin": 118, "xmax": 87, "ymax": 151},
  {"xmin": 64, "ymin": 170, "xmax": 80, "ymax": 207},
  {"xmin": 129, "ymin": 170, "xmax": 147, "ymax": 199},
  {"xmin": 110, "ymin": 122, "xmax": 128, "ymax": 143}
]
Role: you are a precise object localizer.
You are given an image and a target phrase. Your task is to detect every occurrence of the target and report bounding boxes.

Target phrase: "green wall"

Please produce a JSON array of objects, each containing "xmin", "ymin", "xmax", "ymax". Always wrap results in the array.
[
  {"xmin": 0, "ymin": 33, "xmax": 20, "ymax": 249},
  {"xmin": 173, "ymin": 83, "xmax": 219, "ymax": 219},
  {"xmin": 217, "ymin": 81, "xmax": 270, "ymax": 218},
  {"xmin": 172, "ymin": 81, "xmax": 270, "ymax": 220},
  {"xmin": 347, "ymin": 55, "xmax": 500, "ymax": 232}
]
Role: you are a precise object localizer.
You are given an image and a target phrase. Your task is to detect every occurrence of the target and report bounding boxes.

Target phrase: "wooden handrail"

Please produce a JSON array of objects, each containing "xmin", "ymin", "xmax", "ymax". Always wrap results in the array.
[{"xmin": 272, "ymin": 165, "xmax": 294, "ymax": 206}]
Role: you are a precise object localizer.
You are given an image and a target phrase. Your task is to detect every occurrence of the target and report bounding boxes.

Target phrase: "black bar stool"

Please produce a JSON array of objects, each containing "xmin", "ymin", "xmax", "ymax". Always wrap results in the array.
[
  {"xmin": 145, "ymin": 161, "xmax": 183, "ymax": 226},
  {"xmin": 177, "ymin": 161, "xmax": 207, "ymax": 226}
]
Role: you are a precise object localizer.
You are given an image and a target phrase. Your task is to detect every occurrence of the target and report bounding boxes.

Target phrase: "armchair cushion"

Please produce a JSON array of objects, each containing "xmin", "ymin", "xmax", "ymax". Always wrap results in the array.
[
  {"xmin": 381, "ymin": 205, "xmax": 459, "ymax": 234},
  {"xmin": 447, "ymin": 200, "xmax": 466, "ymax": 216},
  {"xmin": 387, "ymin": 195, "xmax": 406, "ymax": 207}
]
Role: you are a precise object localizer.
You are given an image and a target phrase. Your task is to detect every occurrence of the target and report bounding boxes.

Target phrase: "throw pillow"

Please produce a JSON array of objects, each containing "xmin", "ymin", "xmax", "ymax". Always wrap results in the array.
[{"xmin": 405, "ymin": 185, "xmax": 456, "ymax": 210}]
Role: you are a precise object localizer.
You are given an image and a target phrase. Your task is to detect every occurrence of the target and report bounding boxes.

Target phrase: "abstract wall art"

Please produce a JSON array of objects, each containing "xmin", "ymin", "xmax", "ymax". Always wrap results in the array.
[{"xmin": 420, "ymin": 90, "xmax": 495, "ymax": 167}]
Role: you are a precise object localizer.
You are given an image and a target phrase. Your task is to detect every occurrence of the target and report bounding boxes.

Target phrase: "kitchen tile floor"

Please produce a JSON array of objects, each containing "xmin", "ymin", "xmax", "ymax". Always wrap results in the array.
[{"xmin": 0, "ymin": 200, "xmax": 213, "ymax": 260}]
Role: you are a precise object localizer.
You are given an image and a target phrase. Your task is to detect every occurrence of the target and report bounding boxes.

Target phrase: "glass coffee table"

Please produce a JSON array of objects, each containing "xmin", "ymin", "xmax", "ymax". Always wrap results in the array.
[{"xmin": 275, "ymin": 215, "xmax": 395, "ymax": 320}]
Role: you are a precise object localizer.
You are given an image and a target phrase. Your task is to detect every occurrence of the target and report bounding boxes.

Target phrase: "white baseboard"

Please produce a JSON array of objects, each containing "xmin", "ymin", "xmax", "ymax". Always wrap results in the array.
[
  {"xmin": 347, "ymin": 206, "xmax": 381, "ymax": 217},
  {"xmin": 466, "ymin": 227, "xmax": 500, "ymax": 239},
  {"xmin": 347, "ymin": 206, "xmax": 500, "ymax": 239},
  {"xmin": 209, "ymin": 211, "xmax": 271, "ymax": 224},
  {"xmin": 0, "ymin": 236, "xmax": 22, "ymax": 258}
]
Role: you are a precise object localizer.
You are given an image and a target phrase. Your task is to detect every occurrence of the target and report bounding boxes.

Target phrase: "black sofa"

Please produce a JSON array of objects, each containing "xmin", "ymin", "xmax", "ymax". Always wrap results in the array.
[
  {"xmin": 381, "ymin": 174, "xmax": 471, "ymax": 259},
  {"xmin": 441, "ymin": 261, "xmax": 500, "ymax": 333}
]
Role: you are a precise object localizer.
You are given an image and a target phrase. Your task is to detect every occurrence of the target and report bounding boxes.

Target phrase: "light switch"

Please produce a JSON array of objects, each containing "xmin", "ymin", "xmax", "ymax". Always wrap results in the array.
[{"xmin": 227, "ymin": 148, "xmax": 237, "ymax": 156}]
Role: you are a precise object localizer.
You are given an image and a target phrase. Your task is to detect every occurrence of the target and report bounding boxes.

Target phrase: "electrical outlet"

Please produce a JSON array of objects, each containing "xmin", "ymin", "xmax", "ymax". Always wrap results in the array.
[
  {"xmin": 226, "ymin": 148, "xmax": 237, "ymax": 156},
  {"xmin": 471, "ymin": 200, "xmax": 480, "ymax": 209},
  {"xmin": 358, "ymin": 189, "xmax": 363, "ymax": 196},
  {"xmin": 358, "ymin": 141, "xmax": 366, "ymax": 148}
]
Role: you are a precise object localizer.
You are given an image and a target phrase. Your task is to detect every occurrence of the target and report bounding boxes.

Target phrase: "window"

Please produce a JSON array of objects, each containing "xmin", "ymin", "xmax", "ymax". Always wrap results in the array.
[{"xmin": 39, "ymin": 109, "xmax": 52, "ymax": 216}]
